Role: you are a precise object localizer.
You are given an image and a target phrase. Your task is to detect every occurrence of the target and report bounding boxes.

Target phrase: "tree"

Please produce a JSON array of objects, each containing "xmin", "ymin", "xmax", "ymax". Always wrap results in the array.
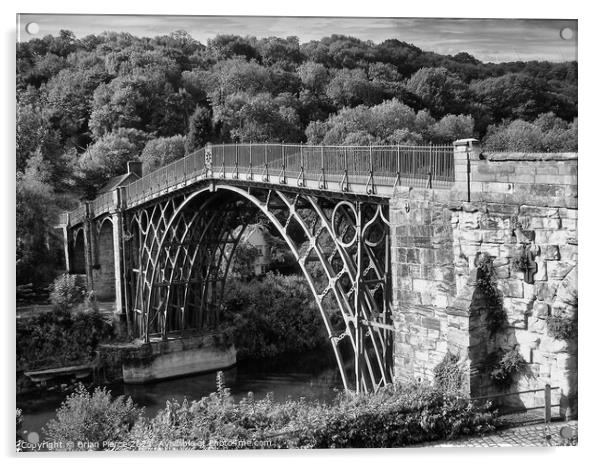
[
  {"xmin": 203, "ymin": 58, "xmax": 274, "ymax": 106},
  {"xmin": 430, "ymin": 114, "xmax": 475, "ymax": 143},
  {"xmin": 16, "ymin": 96, "xmax": 62, "ymax": 172},
  {"xmin": 207, "ymin": 34, "xmax": 260, "ymax": 61},
  {"xmin": 185, "ymin": 106, "xmax": 213, "ymax": 152},
  {"xmin": 89, "ymin": 71, "xmax": 193, "ymax": 139},
  {"xmin": 256, "ymin": 36, "xmax": 303, "ymax": 68},
  {"xmin": 46, "ymin": 66, "xmax": 111, "ymax": 149},
  {"xmin": 16, "ymin": 167, "xmax": 72, "ymax": 286},
  {"xmin": 140, "ymin": 135, "xmax": 187, "ymax": 175},
  {"xmin": 214, "ymin": 92, "xmax": 303, "ymax": 142},
  {"xmin": 325, "ymin": 68, "xmax": 385, "ymax": 108},
  {"xmin": 405, "ymin": 67, "xmax": 469, "ymax": 118},
  {"xmin": 297, "ymin": 62, "xmax": 330, "ymax": 95},
  {"xmin": 483, "ymin": 114, "xmax": 577, "ymax": 152},
  {"xmin": 469, "ymin": 72, "xmax": 577, "ymax": 123},
  {"xmin": 78, "ymin": 128, "xmax": 151, "ymax": 195}
]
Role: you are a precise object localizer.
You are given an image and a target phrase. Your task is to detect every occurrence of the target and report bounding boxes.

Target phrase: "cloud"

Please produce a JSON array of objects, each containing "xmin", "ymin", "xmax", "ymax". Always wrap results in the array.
[{"xmin": 17, "ymin": 14, "xmax": 577, "ymax": 63}]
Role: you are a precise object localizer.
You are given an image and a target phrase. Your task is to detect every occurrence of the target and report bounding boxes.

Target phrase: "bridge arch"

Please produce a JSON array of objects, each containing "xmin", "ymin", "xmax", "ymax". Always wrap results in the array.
[
  {"xmin": 126, "ymin": 184, "xmax": 394, "ymax": 392},
  {"xmin": 71, "ymin": 228, "xmax": 86, "ymax": 275}
]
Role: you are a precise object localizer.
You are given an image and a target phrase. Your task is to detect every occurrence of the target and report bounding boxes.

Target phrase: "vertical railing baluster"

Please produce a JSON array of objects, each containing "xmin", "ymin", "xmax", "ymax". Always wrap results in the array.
[
  {"xmin": 319, "ymin": 145, "xmax": 326, "ymax": 189},
  {"xmin": 234, "ymin": 143, "xmax": 239, "ymax": 179},
  {"xmin": 280, "ymin": 143, "xmax": 286, "ymax": 184},
  {"xmin": 263, "ymin": 143, "xmax": 269, "ymax": 182}
]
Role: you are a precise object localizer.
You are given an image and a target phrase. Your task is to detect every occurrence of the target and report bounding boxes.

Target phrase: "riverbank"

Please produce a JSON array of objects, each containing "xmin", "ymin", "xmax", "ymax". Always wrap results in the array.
[{"xmin": 17, "ymin": 345, "xmax": 346, "ymax": 448}]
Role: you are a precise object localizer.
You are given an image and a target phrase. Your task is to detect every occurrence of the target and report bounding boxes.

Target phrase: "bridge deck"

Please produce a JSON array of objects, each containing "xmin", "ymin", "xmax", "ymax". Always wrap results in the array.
[{"xmin": 60, "ymin": 143, "xmax": 454, "ymax": 226}]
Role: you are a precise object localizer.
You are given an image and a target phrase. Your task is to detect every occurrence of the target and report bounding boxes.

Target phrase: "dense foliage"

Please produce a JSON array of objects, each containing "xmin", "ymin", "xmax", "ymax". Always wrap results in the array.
[
  {"xmin": 49, "ymin": 273, "xmax": 88, "ymax": 310},
  {"xmin": 220, "ymin": 272, "xmax": 340, "ymax": 360},
  {"xmin": 475, "ymin": 252, "xmax": 507, "ymax": 336},
  {"xmin": 16, "ymin": 307, "xmax": 114, "ymax": 371},
  {"xmin": 484, "ymin": 348, "xmax": 527, "ymax": 390},
  {"xmin": 41, "ymin": 375, "xmax": 497, "ymax": 450},
  {"xmin": 43, "ymin": 384, "xmax": 143, "ymax": 451},
  {"xmin": 433, "ymin": 352, "xmax": 466, "ymax": 393},
  {"xmin": 547, "ymin": 310, "xmax": 578, "ymax": 341},
  {"xmin": 16, "ymin": 31, "xmax": 577, "ymax": 287}
]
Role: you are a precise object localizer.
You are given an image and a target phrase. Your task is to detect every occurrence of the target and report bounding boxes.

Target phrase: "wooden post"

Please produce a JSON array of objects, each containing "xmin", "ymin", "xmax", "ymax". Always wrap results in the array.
[{"xmin": 544, "ymin": 384, "xmax": 552, "ymax": 423}]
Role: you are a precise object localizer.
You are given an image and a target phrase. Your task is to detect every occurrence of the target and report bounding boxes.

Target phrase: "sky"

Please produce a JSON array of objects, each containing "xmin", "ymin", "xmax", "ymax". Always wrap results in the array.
[{"xmin": 17, "ymin": 14, "xmax": 577, "ymax": 64}]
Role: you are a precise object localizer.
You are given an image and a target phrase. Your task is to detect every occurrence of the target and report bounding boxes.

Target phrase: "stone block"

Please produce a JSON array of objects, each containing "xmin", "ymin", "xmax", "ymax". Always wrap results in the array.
[
  {"xmin": 539, "ymin": 334, "xmax": 569, "ymax": 354},
  {"xmin": 523, "ymin": 282, "xmax": 536, "ymax": 300},
  {"xmin": 422, "ymin": 316, "xmax": 441, "ymax": 331},
  {"xmin": 519, "ymin": 206, "xmax": 559, "ymax": 218},
  {"xmin": 558, "ymin": 208, "xmax": 578, "ymax": 220},
  {"xmin": 480, "ymin": 243, "xmax": 500, "ymax": 257},
  {"xmin": 547, "ymin": 261, "xmax": 575, "ymax": 280},
  {"xmin": 412, "ymin": 278, "xmax": 434, "ymax": 294},
  {"xmin": 499, "ymin": 279, "xmax": 524, "ymax": 298},
  {"xmin": 431, "ymin": 293, "xmax": 450, "ymax": 309},
  {"xmin": 559, "ymin": 245, "xmax": 578, "ymax": 262},
  {"xmin": 544, "ymin": 245, "xmax": 560, "ymax": 260},
  {"xmin": 529, "ymin": 316, "xmax": 547, "ymax": 333},
  {"xmin": 493, "ymin": 257, "xmax": 509, "ymax": 267},
  {"xmin": 495, "ymin": 265, "xmax": 511, "ymax": 279},
  {"xmin": 533, "ymin": 301, "xmax": 550, "ymax": 319},
  {"xmin": 458, "ymin": 211, "xmax": 482, "ymax": 230},
  {"xmin": 518, "ymin": 345, "xmax": 533, "ymax": 364},
  {"xmin": 481, "ymin": 229, "xmax": 508, "ymax": 243}
]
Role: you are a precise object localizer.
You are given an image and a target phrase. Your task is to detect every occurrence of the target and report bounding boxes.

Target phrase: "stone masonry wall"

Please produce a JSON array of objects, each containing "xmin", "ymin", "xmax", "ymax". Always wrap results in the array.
[
  {"xmin": 93, "ymin": 220, "xmax": 116, "ymax": 300},
  {"xmin": 390, "ymin": 140, "xmax": 577, "ymax": 417}
]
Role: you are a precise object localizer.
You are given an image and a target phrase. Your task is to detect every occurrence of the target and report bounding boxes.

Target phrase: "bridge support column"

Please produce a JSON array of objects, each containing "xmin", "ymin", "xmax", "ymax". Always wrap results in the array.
[
  {"xmin": 82, "ymin": 203, "xmax": 95, "ymax": 290},
  {"xmin": 111, "ymin": 190, "xmax": 125, "ymax": 315}
]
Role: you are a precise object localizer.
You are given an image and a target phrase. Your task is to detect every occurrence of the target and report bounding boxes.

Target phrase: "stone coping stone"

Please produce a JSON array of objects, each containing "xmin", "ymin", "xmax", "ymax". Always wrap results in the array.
[{"xmin": 484, "ymin": 152, "xmax": 578, "ymax": 162}]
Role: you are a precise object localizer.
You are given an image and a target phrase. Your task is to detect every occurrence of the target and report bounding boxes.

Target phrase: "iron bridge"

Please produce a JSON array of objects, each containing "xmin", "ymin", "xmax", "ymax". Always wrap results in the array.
[{"xmin": 58, "ymin": 143, "xmax": 455, "ymax": 392}]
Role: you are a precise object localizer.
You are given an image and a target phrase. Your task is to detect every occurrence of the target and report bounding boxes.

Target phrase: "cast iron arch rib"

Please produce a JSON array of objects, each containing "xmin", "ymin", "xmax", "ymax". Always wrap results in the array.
[{"xmin": 125, "ymin": 184, "xmax": 394, "ymax": 392}]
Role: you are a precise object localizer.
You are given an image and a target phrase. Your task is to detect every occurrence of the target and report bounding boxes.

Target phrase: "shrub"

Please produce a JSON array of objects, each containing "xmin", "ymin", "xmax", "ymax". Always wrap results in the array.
[
  {"xmin": 474, "ymin": 253, "xmax": 507, "ymax": 335},
  {"xmin": 16, "ymin": 408, "xmax": 23, "ymax": 433},
  {"xmin": 220, "ymin": 272, "xmax": 336, "ymax": 360},
  {"xmin": 43, "ymin": 384, "xmax": 143, "ymax": 450},
  {"xmin": 49, "ymin": 273, "xmax": 87, "ymax": 310},
  {"xmin": 485, "ymin": 349, "xmax": 526, "ymax": 390},
  {"xmin": 122, "ymin": 375, "xmax": 496, "ymax": 450},
  {"xmin": 16, "ymin": 308, "xmax": 114, "ymax": 371},
  {"xmin": 43, "ymin": 374, "xmax": 497, "ymax": 450},
  {"xmin": 546, "ymin": 312, "xmax": 578, "ymax": 341},
  {"xmin": 433, "ymin": 352, "xmax": 466, "ymax": 393}
]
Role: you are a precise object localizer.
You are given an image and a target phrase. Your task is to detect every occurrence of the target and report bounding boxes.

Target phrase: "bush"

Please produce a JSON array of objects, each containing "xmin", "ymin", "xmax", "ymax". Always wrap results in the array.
[
  {"xmin": 49, "ymin": 273, "xmax": 87, "ymax": 310},
  {"xmin": 485, "ymin": 349, "xmax": 526, "ymax": 390},
  {"xmin": 121, "ymin": 375, "xmax": 496, "ymax": 450},
  {"xmin": 220, "ymin": 272, "xmax": 336, "ymax": 360},
  {"xmin": 43, "ymin": 374, "xmax": 497, "ymax": 450},
  {"xmin": 433, "ymin": 352, "xmax": 466, "ymax": 393},
  {"xmin": 16, "ymin": 308, "xmax": 114, "ymax": 371},
  {"xmin": 43, "ymin": 384, "xmax": 143, "ymax": 450},
  {"xmin": 547, "ymin": 312, "xmax": 578, "ymax": 341},
  {"xmin": 475, "ymin": 253, "xmax": 507, "ymax": 336}
]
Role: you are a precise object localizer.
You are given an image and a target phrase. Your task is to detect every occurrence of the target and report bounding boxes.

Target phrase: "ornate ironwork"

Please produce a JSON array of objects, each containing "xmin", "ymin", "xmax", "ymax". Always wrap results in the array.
[{"xmin": 123, "ymin": 184, "xmax": 394, "ymax": 393}]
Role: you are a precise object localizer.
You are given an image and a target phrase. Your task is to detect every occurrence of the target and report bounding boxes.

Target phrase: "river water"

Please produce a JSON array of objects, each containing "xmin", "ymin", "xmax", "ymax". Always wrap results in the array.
[{"xmin": 17, "ymin": 347, "xmax": 347, "ymax": 444}]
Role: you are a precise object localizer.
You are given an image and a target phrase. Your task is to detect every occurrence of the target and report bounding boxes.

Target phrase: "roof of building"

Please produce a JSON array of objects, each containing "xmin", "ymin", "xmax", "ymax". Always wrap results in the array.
[{"xmin": 97, "ymin": 172, "xmax": 140, "ymax": 194}]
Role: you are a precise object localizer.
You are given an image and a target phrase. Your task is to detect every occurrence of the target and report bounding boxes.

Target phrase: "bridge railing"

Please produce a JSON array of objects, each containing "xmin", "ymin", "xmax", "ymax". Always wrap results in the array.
[
  {"xmin": 63, "ymin": 143, "xmax": 455, "ymax": 224},
  {"xmin": 210, "ymin": 143, "xmax": 455, "ymax": 189}
]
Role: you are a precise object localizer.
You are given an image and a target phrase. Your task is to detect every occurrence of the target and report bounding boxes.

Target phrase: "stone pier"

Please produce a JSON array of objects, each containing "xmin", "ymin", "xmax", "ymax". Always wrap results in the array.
[{"xmin": 390, "ymin": 139, "xmax": 578, "ymax": 416}]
